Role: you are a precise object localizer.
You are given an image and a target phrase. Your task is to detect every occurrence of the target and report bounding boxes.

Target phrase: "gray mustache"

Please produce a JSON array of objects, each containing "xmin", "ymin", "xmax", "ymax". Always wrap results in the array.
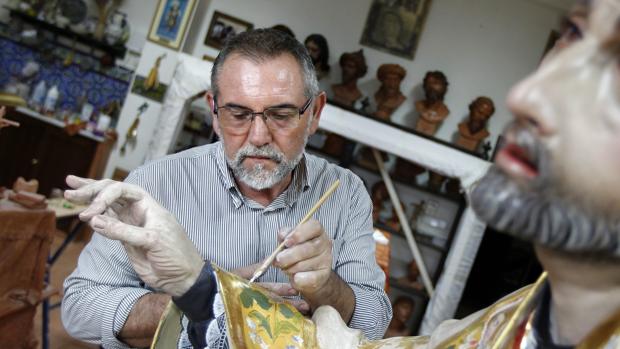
[{"xmin": 236, "ymin": 146, "xmax": 284, "ymax": 163}]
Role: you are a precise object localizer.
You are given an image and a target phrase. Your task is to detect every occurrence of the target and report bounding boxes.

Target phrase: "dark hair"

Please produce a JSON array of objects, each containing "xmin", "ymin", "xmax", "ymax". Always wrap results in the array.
[
  {"xmin": 211, "ymin": 28, "xmax": 318, "ymax": 99},
  {"xmin": 304, "ymin": 33, "xmax": 330, "ymax": 73},
  {"xmin": 339, "ymin": 49, "xmax": 368, "ymax": 78},
  {"xmin": 423, "ymin": 71, "xmax": 449, "ymax": 88},
  {"xmin": 469, "ymin": 96, "xmax": 496, "ymax": 116},
  {"xmin": 271, "ymin": 24, "xmax": 296, "ymax": 38}
]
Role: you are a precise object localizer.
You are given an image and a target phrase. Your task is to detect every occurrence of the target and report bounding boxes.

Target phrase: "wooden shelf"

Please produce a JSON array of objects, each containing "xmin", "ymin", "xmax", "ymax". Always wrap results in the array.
[
  {"xmin": 375, "ymin": 222, "xmax": 447, "ymax": 253},
  {"xmin": 8, "ymin": 8, "xmax": 127, "ymax": 58},
  {"xmin": 326, "ymin": 99, "xmax": 484, "ymax": 159},
  {"xmin": 388, "ymin": 277, "xmax": 429, "ymax": 299}
]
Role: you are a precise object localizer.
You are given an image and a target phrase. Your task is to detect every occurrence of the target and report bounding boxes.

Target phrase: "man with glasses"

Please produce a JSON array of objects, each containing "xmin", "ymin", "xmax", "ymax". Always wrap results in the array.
[{"xmin": 61, "ymin": 29, "xmax": 391, "ymax": 348}]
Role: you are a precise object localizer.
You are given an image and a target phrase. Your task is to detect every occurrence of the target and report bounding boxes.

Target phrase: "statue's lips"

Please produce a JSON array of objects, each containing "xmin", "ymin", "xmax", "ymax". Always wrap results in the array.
[{"xmin": 495, "ymin": 143, "xmax": 539, "ymax": 180}]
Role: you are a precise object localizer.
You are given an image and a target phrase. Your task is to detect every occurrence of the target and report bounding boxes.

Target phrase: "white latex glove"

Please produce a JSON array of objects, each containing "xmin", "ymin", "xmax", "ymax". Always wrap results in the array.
[{"xmin": 64, "ymin": 175, "xmax": 204, "ymax": 297}]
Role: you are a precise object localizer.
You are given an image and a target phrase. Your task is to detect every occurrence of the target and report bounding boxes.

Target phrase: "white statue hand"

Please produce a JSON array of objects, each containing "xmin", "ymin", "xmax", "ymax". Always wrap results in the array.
[{"xmin": 65, "ymin": 175, "xmax": 204, "ymax": 297}]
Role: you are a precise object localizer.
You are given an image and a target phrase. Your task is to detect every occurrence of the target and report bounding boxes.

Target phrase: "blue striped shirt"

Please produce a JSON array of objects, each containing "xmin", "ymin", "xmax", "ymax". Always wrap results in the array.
[{"xmin": 61, "ymin": 141, "xmax": 392, "ymax": 348}]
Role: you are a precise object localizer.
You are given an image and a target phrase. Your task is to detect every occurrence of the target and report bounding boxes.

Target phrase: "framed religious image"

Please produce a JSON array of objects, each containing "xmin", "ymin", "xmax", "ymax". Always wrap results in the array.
[
  {"xmin": 148, "ymin": 0, "xmax": 197, "ymax": 50},
  {"xmin": 360, "ymin": 0, "xmax": 433, "ymax": 60},
  {"xmin": 204, "ymin": 11, "xmax": 254, "ymax": 50}
]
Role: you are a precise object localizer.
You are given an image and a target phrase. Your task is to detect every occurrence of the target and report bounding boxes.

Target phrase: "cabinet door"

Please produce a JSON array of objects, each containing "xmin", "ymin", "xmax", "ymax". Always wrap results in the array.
[
  {"xmin": 0, "ymin": 111, "xmax": 46, "ymax": 190},
  {"xmin": 33, "ymin": 126, "xmax": 97, "ymax": 196}
]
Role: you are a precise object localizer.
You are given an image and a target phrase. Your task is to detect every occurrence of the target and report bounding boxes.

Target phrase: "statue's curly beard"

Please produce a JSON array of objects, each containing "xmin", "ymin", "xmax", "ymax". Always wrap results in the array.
[{"xmin": 470, "ymin": 122, "xmax": 620, "ymax": 258}]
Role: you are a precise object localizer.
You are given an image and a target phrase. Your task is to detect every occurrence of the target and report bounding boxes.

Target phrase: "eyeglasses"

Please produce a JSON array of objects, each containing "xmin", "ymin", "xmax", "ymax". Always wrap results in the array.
[{"xmin": 213, "ymin": 97, "xmax": 313, "ymax": 134}]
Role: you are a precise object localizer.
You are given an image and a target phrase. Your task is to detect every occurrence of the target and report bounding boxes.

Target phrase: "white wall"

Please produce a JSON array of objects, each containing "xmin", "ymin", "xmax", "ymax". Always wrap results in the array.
[
  {"xmin": 103, "ymin": 41, "xmax": 182, "ymax": 178},
  {"xmin": 1, "ymin": 0, "xmax": 569, "ymax": 173},
  {"xmin": 186, "ymin": 0, "xmax": 566, "ymax": 151}
]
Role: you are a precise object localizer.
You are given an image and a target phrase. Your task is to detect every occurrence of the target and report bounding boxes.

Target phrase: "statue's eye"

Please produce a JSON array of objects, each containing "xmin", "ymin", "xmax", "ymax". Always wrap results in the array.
[{"xmin": 559, "ymin": 17, "xmax": 583, "ymax": 43}]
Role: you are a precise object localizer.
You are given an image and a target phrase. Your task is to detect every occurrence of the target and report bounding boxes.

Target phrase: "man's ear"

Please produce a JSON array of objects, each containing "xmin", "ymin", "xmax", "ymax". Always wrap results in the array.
[
  {"xmin": 308, "ymin": 91, "xmax": 327, "ymax": 135},
  {"xmin": 206, "ymin": 91, "xmax": 221, "ymax": 137}
]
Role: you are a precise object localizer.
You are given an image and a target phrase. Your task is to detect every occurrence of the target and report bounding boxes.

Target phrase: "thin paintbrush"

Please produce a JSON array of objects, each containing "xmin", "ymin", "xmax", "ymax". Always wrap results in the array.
[{"xmin": 249, "ymin": 179, "xmax": 340, "ymax": 283}]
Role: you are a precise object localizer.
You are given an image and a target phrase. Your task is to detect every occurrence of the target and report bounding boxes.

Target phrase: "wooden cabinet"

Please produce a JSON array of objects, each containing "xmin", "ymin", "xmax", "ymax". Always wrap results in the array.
[{"xmin": 0, "ymin": 107, "xmax": 115, "ymax": 196}]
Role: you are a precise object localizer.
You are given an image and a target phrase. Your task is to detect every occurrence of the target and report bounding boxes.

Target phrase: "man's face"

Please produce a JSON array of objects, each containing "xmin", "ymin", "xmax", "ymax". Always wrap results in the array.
[
  {"xmin": 305, "ymin": 41, "xmax": 321, "ymax": 64},
  {"xmin": 208, "ymin": 53, "xmax": 322, "ymax": 190},
  {"xmin": 341, "ymin": 59, "xmax": 358, "ymax": 83},
  {"xmin": 382, "ymin": 72, "xmax": 402, "ymax": 93},
  {"xmin": 393, "ymin": 299, "xmax": 414, "ymax": 323},
  {"xmin": 469, "ymin": 101, "xmax": 493, "ymax": 132},
  {"xmin": 471, "ymin": 0, "xmax": 620, "ymax": 256},
  {"xmin": 424, "ymin": 76, "xmax": 446, "ymax": 102}
]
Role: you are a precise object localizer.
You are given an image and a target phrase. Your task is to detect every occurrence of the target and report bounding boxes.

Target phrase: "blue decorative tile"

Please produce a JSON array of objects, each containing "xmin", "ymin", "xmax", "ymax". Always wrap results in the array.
[{"xmin": 0, "ymin": 38, "xmax": 130, "ymax": 114}]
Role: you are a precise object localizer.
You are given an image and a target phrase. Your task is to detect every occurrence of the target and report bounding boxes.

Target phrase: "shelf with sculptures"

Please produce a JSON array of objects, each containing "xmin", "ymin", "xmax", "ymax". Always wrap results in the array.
[
  {"xmin": 1, "ymin": 1, "xmax": 134, "ymax": 83},
  {"xmin": 5, "ymin": 0, "xmax": 129, "ymax": 56},
  {"xmin": 305, "ymin": 138, "xmax": 464, "ymax": 336},
  {"xmin": 303, "ymin": 34, "xmax": 497, "ymax": 160}
]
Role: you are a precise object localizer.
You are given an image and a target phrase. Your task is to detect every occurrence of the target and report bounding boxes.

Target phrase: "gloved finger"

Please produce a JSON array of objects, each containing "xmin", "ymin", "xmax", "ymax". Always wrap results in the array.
[
  {"xmin": 90, "ymin": 214, "xmax": 155, "ymax": 249},
  {"xmin": 231, "ymin": 263, "xmax": 261, "ymax": 279},
  {"xmin": 80, "ymin": 182, "xmax": 144, "ymax": 220},
  {"xmin": 275, "ymin": 236, "xmax": 331, "ymax": 268},
  {"xmin": 64, "ymin": 178, "xmax": 115, "ymax": 204},
  {"xmin": 283, "ymin": 219, "xmax": 323, "ymax": 247},
  {"xmin": 258, "ymin": 282, "xmax": 298, "ymax": 297}
]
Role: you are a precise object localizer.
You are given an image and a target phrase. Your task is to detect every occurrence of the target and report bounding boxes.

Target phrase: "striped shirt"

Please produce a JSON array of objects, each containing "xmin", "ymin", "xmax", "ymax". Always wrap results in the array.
[{"xmin": 61, "ymin": 142, "xmax": 392, "ymax": 348}]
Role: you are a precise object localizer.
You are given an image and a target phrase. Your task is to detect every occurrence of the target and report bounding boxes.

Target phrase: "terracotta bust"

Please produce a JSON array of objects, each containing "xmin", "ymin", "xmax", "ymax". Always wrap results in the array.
[
  {"xmin": 331, "ymin": 50, "xmax": 368, "ymax": 107},
  {"xmin": 455, "ymin": 96, "xmax": 495, "ymax": 152},
  {"xmin": 371, "ymin": 181, "xmax": 402, "ymax": 231},
  {"xmin": 374, "ymin": 64, "xmax": 407, "ymax": 120},
  {"xmin": 415, "ymin": 71, "xmax": 450, "ymax": 136},
  {"xmin": 397, "ymin": 259, "xmax": 424, "ymax": 291},
  {"xmin": 304, "ymin": 34, "xmax": 330, "ymax": 81},
  {"xmin": 384, "ymin": 296, "xmax": 415, "ymax": 338},
  {"xmin": 271, "ymin": 24, "xmax": 295, "ymax": 38},
  {"xmin": 371, "ymin": 181, "xmax": 390, "ymax": 224}
]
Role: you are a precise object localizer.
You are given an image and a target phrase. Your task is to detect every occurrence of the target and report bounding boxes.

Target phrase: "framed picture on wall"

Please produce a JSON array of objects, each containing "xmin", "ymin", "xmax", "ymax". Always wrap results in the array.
[
  {"xmin": 204, "ymin": 11, "xmax": 254, "ymax": 50},
  {"xmin": 148, "ymin": 0, "xmax": 197, "ymax": 50},
  {"xmin": 360, "ymin": 0, "xmax": 433, "ymax": 60}
]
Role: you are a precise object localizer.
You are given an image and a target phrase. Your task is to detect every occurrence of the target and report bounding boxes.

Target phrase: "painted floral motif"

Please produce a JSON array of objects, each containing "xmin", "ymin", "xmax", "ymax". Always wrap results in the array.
[{"xmin": 214, "ymin": 264, "xmax": 317, "ymax": 348}]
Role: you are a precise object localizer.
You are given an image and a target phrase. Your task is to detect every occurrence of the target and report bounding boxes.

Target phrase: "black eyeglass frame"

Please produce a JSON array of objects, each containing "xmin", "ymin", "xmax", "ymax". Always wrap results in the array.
[{"xmin": 212, "ymin": 96, "xmax": 314, "ymax": 124}]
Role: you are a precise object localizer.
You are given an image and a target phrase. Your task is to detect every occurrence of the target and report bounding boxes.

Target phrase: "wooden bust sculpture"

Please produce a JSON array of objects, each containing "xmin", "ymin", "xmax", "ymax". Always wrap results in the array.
[
  {"xmin": 374, "ymin": 63, "xmax": 407, "ymax": 121},
  {"xmin": 331, "ymin": 50, "xmax": 368, "ymax": 107},
  {"xmin": 304, "ymin": 34, "xmax": 330, "ymax": 81},
  {"xmin": 397, "ymin": 259, "xmax": 424, "ymax": 291},
  {"xmin": 384, "ymin": 296, "xmax": 415, "ymax": 338},
  {"xmin": 455, "ymin": 96, "xmax": 495, "ymax": 152},
  {"xmin": 415, "ymin": 71, "xmax": 450, "ymax": 136}
]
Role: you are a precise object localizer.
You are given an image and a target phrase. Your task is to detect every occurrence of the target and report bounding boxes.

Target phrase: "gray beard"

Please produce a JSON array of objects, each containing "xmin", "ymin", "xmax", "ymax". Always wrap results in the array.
[
  {"xmin": 470, "ymin": 124, "xmax": 620, "ymax": 258},
  {"xmin": 226, "ymin": 143, "xmax": 305, "ymax": 191}
]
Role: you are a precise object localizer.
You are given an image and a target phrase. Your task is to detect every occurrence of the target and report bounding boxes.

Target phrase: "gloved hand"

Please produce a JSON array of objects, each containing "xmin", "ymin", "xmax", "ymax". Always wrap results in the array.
[{"xmin": 64, "ymin": 175, "xmax": 204, "ymax": 297}]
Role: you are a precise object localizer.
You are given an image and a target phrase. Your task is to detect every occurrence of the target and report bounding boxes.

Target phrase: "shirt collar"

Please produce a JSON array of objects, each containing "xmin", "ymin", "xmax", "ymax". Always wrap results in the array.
[
  {"xmin": 214, "ymin": 142, "xmax": 244, "ymax": 208},
  {"xmin": 283, "ymin": 154, "xmax": 310, "ymax": 207}
]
